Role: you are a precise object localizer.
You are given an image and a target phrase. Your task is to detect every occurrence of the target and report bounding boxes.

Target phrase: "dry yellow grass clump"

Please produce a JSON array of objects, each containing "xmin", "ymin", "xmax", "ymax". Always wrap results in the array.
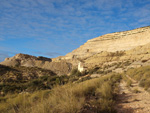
[{"xmin": 126, "ymin": 66, "xmax": 150, "ymax": 91}]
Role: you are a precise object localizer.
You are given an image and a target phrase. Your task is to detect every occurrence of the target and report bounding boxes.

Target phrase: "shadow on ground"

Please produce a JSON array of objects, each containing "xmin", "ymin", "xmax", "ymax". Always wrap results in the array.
[{"xmin": 115, "ymin": 93, "xmax": 135, "ymax": 113}]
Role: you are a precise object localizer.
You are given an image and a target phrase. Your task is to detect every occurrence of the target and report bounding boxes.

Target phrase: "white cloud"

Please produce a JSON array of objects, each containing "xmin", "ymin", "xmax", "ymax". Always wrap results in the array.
[{"xmin": 0, "ymin": 0, "xmax": 150, "ymax": 56}]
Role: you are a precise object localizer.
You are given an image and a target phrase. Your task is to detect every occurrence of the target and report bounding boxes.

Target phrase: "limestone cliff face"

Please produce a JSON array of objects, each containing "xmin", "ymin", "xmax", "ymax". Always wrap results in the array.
[
  {"xmin": 0, "ymin": 53, "xmax": 71, "ymax": 75},
  {"xmin": 65, "ymin": 26, "xmax": 150, "ymax": 60}
]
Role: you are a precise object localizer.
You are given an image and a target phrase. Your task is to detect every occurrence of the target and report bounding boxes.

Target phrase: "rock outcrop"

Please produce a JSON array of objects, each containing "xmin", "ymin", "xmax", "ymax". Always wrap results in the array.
[{"xmin": 0, "ymin": 53, "xmax": 71, "ymax": 75}]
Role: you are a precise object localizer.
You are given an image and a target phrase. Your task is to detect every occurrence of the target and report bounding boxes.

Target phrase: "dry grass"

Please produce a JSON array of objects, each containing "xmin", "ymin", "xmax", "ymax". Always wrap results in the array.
[
  {"xmin": 132, "ymin": 88, "xmax": 140, "ymax": 93},
  {"xmin": 126, "ymin": 66, "xmax": 150, "ymax": 90},
  {"xmin": 0, "ymin": 73, "xmax": 121, "ymax": 113},
  {"xmin": 122, "ymin": 74, "xmax": 132, "ymax": 87},
  {"xmin": 126, "ymin": 80, "xmax": 132, "ymax": 87}
]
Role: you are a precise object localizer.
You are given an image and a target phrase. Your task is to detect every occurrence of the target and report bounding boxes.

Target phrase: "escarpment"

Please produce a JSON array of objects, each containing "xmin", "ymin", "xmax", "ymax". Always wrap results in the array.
[{"xmin": 65, "ymin": 26, "xmax": 150, "ymax": 60}]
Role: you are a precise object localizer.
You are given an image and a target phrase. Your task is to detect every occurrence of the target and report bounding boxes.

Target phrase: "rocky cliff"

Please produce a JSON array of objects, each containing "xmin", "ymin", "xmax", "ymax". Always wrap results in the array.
[{"xmin": 65, "ymin": 26, "xmax": 150, "ymax": 60}]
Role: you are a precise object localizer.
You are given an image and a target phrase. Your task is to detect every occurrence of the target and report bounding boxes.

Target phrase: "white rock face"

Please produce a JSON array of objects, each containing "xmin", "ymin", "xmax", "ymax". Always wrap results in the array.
[
  {"xmin": 65, "ymin": 26, "xmax": 150, "ymax": 59},
  {"xmin": 78, "ymin": 62, "xmax": 84, "ymax": 72}
]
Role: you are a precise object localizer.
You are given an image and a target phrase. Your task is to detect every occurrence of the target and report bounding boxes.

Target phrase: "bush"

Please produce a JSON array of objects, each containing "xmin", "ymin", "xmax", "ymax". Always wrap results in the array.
[
  {"xmin": 70, "ymin": 68, "xmax": 82, "ymax": 77},
  {"xmin": 98, "ymin": 99, "xmax": 116, "ymax": 113},
  {"xmin": 88, "ymin": 67, "xmax": 99, "ymax": 74},
  {"xmin": 126, "ymin": 66, "xmax": 150, "ymax": 90},
  {"xmin": 132, "ymin": 88, "xmax": 140, "ymax": 93},
  {"xmin": 139, "ymin": 79, "xmax": 146, "ymax": 87},
  {"xmin": 99, "ymin": 82, "xmax": 113, "ymax": 99},
  {"xmin": 139, "ymin": 79, "xmax": 150, "ymax": 90},
  {"xmin": 126, "ymin": 80, "xmax": 132, "ymax": 87}
]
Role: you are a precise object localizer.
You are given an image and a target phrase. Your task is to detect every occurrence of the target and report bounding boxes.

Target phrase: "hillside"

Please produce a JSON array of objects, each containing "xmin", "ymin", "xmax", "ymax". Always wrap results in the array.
[
  {"xmin": 0, "ymin": 64, "xmax": 56, "ymax": 81},
  {"xmin": 65, "ymin": 26, "xmax": 150, "ymax": 60},
  {"xmin": 0, "ymin": 64, "xmax": 59, "ymax": 94},
  {"xmin": 52, "ymin": 26, "xmax": 150, "ymax": 75},
  {"xmin": 0, "ymin": 53, "xmax": 71, "ymax": 75}
]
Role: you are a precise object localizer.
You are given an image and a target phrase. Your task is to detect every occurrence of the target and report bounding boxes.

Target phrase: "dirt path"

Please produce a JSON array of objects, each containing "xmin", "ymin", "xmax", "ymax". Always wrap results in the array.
[{"xmin": 115, "ymin": 75, "xmax": 150, "ymax": 113}]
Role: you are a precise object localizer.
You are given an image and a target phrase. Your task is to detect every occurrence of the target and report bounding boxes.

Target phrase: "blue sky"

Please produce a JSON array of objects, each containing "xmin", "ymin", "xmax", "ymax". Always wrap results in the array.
[{"xmin": 0, "ymin": 0, "xmax": 150, "ymax": 61}]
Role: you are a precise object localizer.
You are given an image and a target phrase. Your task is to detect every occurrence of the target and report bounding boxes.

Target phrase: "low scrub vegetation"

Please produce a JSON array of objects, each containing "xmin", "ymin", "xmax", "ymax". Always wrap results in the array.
[
  {"xmin": 70, "ymin": 68, "xmax": 88, "ymax": 77},
  {"xmin": 107, "ymin": 51, "xmax": 125, "ymax": 57},
  {"xmin": 0, "ymin": 73, "xmax": 121, "ymax": 113},
  {"xmin": 132, "ymin": 88, "xmax": 140, "ymax": 93},
  {"xmin": 126, "ymin": 79, "xmax": 132, "ymax": 87},
  {"xmin": 126, "ymin": 66, "xmax": 150, "ymax": 91},
  {"xmin": 0, "ymin": 75, "xmax": 71, "ymax": 94}
]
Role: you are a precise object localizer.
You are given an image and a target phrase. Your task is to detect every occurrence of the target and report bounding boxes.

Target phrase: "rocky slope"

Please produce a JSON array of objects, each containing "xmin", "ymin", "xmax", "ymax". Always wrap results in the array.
[
  {"xmin": 64, "ymin": 26, "xmax": 150, "ymax": 60},
  {"xmin": 0, "ymin": 53, "xmax": 71, "ymax": 75},
  {"xmin": 53, "ymin": 26, "xmax": 150, "ymax": 72}
]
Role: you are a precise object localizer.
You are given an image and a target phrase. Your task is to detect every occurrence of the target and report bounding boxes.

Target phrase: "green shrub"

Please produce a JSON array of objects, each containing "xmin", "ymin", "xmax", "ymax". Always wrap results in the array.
[
  {"xmin": 139, "ymin": 79, "xmax": 146, "ymax": 87},
  {"xmin": 126, "ymin": 66, "xmax": 150, "ymax": 90},
  {"xmin": 70, "ymin": 68, "xmax": 82, "ymax": 77},
  {"xmin": 126, "ymin": 80, "xmax": 132, "ymax": 87},
  {"xmin": 111, "ymin": 73, "xmax": 121, "ymax": 83},
  {"xmin": 70, "ymin": 68, "xmax": 78, "ymax": 75},
  {"xmin": 55, "ymin": 78, "xmax": 60, "ymax": 85},
  {"xmin": 76, "ymin": 71, "xmax": 82, "ymax": 76},
  {"xmin": 89, "ymin": 67, "xmax": 99, "ymax": 74}
]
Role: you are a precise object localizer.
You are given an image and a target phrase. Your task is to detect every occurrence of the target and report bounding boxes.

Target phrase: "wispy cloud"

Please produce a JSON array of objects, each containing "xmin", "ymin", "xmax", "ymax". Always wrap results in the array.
[
  {"xmin": 0, "ymin": 53, "xmax": 9, "ymax": 62},
  {"xmin": 33, "ymin": 51, "xmax": 61, "ymax": 58},
  {"xmin": 0, "ymin": 49, "xmax": 17, "ymax": 62},
  {"xmin": 0, "ymin": 0, "xmax": 150, "ymax": 58}
]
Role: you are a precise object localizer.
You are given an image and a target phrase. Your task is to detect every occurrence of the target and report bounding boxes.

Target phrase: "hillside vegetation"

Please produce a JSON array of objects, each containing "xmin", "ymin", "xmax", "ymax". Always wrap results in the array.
[
  {"xmin": 126, "ymin": 66, "xmax": 150, "ymax": 91},
  {"xmin": 0, "ymin": 65, "xmax": 93, "ymax": 95},
  {"xmin": 0, "ymin": 73, "xmax": 121, "ymax": 113},
  {"xmin": 0, "ymin": 65, "xmax": 66, "ymax": 94}
]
